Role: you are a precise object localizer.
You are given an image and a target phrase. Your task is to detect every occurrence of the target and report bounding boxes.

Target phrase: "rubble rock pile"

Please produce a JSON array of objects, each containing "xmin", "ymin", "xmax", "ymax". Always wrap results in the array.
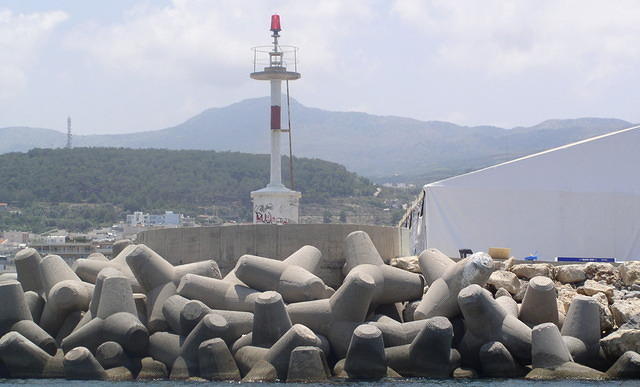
[{"xmin": 1, "ymin": 233, "xmax": 639, "ymax": 381}]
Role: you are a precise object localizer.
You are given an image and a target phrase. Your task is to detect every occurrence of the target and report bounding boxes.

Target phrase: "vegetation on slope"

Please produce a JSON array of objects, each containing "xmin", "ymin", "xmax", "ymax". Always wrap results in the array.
[{"xmin": 0, "ymin": 148, "xmax": 374, "ymax": 232}]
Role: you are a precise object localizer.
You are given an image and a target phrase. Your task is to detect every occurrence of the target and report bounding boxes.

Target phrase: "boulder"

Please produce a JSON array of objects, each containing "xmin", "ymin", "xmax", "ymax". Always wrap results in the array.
[
  {"xmin": 487, "ymin": 271, "xmax": 520, "ymax": 295},
  {"xmin": 510, "ymin": 263, "xmax": 554, "ymax": 280},
  {"xmin": 606, "ymin": 351, "xmax": 640, "ymax": 379},
  {"xmin": 390, "ymin": 256, "xmax": 420, "ymax": 274},
  {"xmin": 591, "ymin": 292, "xmax": 614, "ymax": 332},
  {"xmin": 578, "ymin": 280, "xmax": 615, "ymax": 302},
  {"xmin": 557, "ymin": 285, "xmax": 578, "ymax": 314},
  {"xmin": 555, "ymin": 265, "xmax": 586, "ymax": 284},
  {"xmin": 619, "ymin": 261, "xmax": 640, "ymax": 287},
  {"xmin": 610, "ymin": 298, "xmax": 640, "ymax": 328},
  {"xmin": 600, "ymin": 329, "xmax": 640, "ymax": 361},
  {"xmin": 584, "ymin": 263, "xmax": 619, "ymax": 285},
  {"xmin": 525, "ymin": 362, "xmax": 608, "ymax": 380}
]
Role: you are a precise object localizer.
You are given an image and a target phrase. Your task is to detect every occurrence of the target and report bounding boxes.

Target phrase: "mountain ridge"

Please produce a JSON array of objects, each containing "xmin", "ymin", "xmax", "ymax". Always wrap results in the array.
[{"xmin": 1, "ymin": 98, "xmax": 634, "ymax": 182}]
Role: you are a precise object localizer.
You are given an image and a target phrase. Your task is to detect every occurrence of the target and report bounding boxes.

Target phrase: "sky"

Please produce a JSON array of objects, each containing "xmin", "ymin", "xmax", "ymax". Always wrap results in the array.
[{"xmin": 1, "ymin": 0, "xmax": 639, "ymax": 134}]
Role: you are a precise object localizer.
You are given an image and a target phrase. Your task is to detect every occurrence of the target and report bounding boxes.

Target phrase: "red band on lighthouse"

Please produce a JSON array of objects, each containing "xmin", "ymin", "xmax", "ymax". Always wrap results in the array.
[{"xmin": 271, "ymin": 105, "xmax": 281, "ymax": 130}]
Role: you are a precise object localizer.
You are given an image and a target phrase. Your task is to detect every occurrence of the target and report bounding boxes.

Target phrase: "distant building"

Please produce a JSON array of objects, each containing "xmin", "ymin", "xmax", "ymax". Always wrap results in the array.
[
  {"xmin": 0, "ymin": 203, "xmax": 8, "ymax": 212},
  {"xmin": 126, "ymin": 211, "xmax": 182, "ymax": 227},
  {"xmin": 29, "ymin": 235, "xmax": 93, "ymax": 265}
]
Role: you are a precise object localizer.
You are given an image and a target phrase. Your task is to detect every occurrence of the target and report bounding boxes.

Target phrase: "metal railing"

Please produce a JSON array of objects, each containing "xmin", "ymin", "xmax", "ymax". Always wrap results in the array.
[{"xmin": 251, "ymin": 45, "xmax": 298, "ymax": 73}]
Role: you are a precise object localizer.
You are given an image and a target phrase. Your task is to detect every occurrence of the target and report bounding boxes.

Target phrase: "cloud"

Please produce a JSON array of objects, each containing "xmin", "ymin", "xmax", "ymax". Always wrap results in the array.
[
  {"xmin": 0, "ymin": 9, "xmax": 68, "ymax": 99},
  {"xmin": 65, "ymin": 0, "xmax": 376, "ymax": 85},
  {"xmin": 391, "ymin": 0, "xmax": 640, "ymax": 86}
]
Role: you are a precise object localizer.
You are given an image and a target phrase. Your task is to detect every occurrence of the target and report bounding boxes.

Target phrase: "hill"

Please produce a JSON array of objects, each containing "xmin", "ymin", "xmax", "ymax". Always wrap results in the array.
[
  {"xmin": 0, "ymin": 148, "xmax": 376, "ymax": 232},
  {"xmin": 0, "ymin": 98, "xmax": 634, "ymax": 182}
]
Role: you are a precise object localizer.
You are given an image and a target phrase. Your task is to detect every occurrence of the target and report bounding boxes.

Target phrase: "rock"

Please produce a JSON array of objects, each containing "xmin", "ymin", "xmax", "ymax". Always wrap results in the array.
[
  {"xmin": 555, "ymin": 265, "xmax": 586, "ymax": 284},
  {"xmin": 403, "ymin": 300, "xmax": 420, "ymax": 322},
  {"xmin": 610, "ymin": 298, "xmax": 640, "ymax": 328},
  {"xmin": 578, "ymin": 280, "xmax": 615, "ymax": 302},
  {"xmin": 513, "ymin": 280, "xmax": 528, "ymax": 303},
  {"xmin": 494, "ymin": 288, "xmax": 511, "ymax": 299},
  {"xmin": 452, "ymin": 367, "xmax": 477, "ymax": 378},
  {"xmin": 557, "ymin": 285, "xmax": 578, "ymax": 313},
  {"xmin": 390, "ymin": 256, "xmax": 420, "ymax": 274},
  {"xmin": 600, "ymin": 329, "xmax": 640, "ymax": 361},
  {"xmin": 606, "ymin": 351, "xmax": 640, "ymax": 379},
  {"xmin": 137, "ymin": 357, "xmax": 168, "ymax": 380},
  {"xmin": 619, "ymin": 262, "xmax": 640, "ymax": 287},
  {"xmin": 502, "ymin": 257, "xmax": 515, "ymax": 270},
  {"xmin": 591, "ymin": 292, "xmax": 614, "ymax": 332},
  {"xmin": 584, "ymin": 263, "xmax": 620, "ymax": 285},
  {"xmin": 525, "ymin": 362, "xmax": 608, "ymax": 380},
  {"xmin": 510, "ymin": 263, "xmax": 554, "ymax": 280},
  {"xmin": 487, "ymin": 271, "xmax": 520, "ymax": 295}
]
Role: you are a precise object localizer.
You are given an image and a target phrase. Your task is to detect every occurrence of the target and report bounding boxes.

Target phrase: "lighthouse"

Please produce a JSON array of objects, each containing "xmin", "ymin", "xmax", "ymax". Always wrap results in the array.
[{"xmin": 250, "ymin": 15, "xmax": 301, "ymax": 225}]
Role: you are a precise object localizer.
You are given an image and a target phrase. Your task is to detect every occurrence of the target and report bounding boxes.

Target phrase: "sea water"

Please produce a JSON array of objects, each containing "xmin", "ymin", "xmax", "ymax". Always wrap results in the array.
[{"xmin": 0, "ymin": 379, "xmax": 636, "ymax": 386}]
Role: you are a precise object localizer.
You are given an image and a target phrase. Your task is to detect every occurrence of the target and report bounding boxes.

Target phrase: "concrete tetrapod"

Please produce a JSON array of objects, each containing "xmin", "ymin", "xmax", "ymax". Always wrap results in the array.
[
  {"xmin": 287, "ymin": 270, "xmax": 376, "ymax": 358},
  {"xmin": 64, "ymin": 346, "xmax": 133, "ymax": 381},
  {"xmin": 457, "ymin": 284, "xmax": 532, "ymax": 366},
  {"xmin": 532, "ymin": 322, "xmax": 574, "ymax": 369},
  {"xmin": 25, "ymin": 290, "xmax": 45, "ymax": 325},
  {"xmin": 235, "ymin": 254, "xmax": 333, "ymax": 303},
  {"xmin": 74, "ymin": 244, "xmax": 141, "ymax": 292},
  {"xmin": 414, "ymin": 252, "xmax": 494, "ymax": 320},
  {"xmin": 170, "ymin": 313, "xmax": 231, "ymax": 379},
  {"xmin": 125, "ymin": 245, "xmax": 190, "ymax": 333},
  {"xmin": 259, "ymin": 324, "xmax": 323, "ymax": 380},
  {"xmin": 0, "ymin": 280, "xmax": 57, "ymax": 355},
  {"xmin": 479, "ymin": 341, "xmax": 527, "ymax": 378},
  {"xmin": 385, "ymin": 316, "xmax": 460, "ymax": 377},
  {"xmin": 287, "ymin": 346, "xmax": 330, "ymax": 382},
  {"xmin": 418, "ymin": 248, "xmax": 455, "ymax": 286},
  {"xmin": 343, "ymin": 231, "xmax": 424, "ymax": 305},
  {"xmin": 231, "ymin": 291, "xmax": 292, "ymax": 353},
  {"xmin": 96, "ymin": 341, "xmax": 138, "ymax": 372},
  {"xmin": 71, "ymin": 267, "xmax": 124, "ymax": 334},
  {"xmin": 14, "ymin": 247, "xmax": 44, "ymax": 295},
  {"xmin": 0, "ymin": 331, "xmax": 64, "ymax": 379},
  {"xmin": 198, "ymin": 338, "xmax": 241, "ymax": 380},
  {"xmin": 343, "ymin": 231, "xmax": 386, "ymax": 273},
  {"xmin": 560, "ymin": 295, "xmax": 603, "ymax": 367},
  {"xmin": 177, "ymin": 274, "xmax": 262, "ymax": 313},
  {"xmin": 368, "ymin": 314, "xmax": 427, "ymax": 347},
  {"xmin": 519, "ymin": 276, "xmax": 560, "ymax": 327},
  {"xmin": 164, "ymin": 309, "xmax": 252, "ymax": 379},
  {"xmin": 111, "ymin": 239, "xmax": 133, "ymax": 257},
  {"xmin": 38, "ymin": 254, "xmax": 94, "ymax": 337},
  {"xmin": 61, "ymin": 275, "xmax": 148, "ymax": 355},
  {"xmin": 223, "ymin": 245, "xmax": 323, "ymax": 287},
  {"xmin": 343, "ymin": 324, "xmax": 388, "ymax": 379}
]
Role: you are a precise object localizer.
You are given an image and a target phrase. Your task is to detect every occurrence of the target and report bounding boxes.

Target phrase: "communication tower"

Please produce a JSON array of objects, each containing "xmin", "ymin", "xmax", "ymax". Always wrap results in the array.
[
  {"xmin": 66, "ymin": 116, "xmax": 72, "ymax": 149},
  {"xmin": 249, "ymin": 15, "xmax": 301, "ymax": 224}
]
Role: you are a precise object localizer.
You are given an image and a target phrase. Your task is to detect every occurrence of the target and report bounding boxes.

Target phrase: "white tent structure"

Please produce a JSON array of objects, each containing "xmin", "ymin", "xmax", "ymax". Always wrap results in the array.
[{"xmin": 404, "ymin": 124, "xmax": 640, "ymax": 261}]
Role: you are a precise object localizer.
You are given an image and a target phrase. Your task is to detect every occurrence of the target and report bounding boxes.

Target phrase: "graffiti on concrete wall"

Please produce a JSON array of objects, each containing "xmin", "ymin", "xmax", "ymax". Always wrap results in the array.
[{"xmin": 254, "ymin": 203, "xmax": 290, "ymax": 224}]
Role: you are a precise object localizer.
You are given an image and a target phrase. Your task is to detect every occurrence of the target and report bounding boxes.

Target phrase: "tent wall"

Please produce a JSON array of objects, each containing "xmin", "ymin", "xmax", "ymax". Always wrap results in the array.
[{"xmin": 423, "ymin": 186, "xmax": 640, "ymax": 261}]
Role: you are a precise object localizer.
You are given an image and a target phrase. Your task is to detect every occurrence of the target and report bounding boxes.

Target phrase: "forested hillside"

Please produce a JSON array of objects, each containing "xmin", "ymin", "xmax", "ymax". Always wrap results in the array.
[{"xmin": 0, "ymin": 148, "xmax": 375, "ymax": 232}]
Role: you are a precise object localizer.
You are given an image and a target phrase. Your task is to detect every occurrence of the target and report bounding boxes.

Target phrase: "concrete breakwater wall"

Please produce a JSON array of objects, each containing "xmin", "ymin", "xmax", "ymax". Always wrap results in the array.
[{"xmin": 136, "ymin": 224, "xmax": 409, "ymax": 288}]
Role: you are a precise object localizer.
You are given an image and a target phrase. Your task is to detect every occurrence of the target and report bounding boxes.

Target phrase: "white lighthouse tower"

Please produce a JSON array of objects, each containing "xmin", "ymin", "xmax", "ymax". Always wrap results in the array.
[{"xmin": 250, "ymin": 15, "xmax": 301, "ymax": 225}]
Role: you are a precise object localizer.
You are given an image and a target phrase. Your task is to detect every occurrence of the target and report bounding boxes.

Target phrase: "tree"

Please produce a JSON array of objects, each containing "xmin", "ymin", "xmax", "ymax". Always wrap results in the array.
[
  {"xmin": 323, "ymin": 210, "xmax": 332, "ymax": 224},
  {"xmin": 339, "ymin": 210, "xmax": 348, "ymax": 223}
]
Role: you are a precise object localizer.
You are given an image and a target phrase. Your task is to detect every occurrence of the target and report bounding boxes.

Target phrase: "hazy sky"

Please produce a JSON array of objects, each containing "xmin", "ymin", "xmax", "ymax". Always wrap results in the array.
[{"xmin": 1, "ymin": 0, "xmax": 639, "ymax": 134}]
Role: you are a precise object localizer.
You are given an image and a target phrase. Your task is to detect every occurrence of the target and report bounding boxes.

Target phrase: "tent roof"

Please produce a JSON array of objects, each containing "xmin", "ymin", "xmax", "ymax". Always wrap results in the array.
[{"xmin": 424, "ymin": 124, "xmax": 640, "ymax": 194}]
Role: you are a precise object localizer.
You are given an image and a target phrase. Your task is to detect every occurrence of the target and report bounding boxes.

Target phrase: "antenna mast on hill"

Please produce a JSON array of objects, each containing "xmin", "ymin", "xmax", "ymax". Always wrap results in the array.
[{"xmin": 66, "ymin": 116, "xmax": 72, "ymax": 149}]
